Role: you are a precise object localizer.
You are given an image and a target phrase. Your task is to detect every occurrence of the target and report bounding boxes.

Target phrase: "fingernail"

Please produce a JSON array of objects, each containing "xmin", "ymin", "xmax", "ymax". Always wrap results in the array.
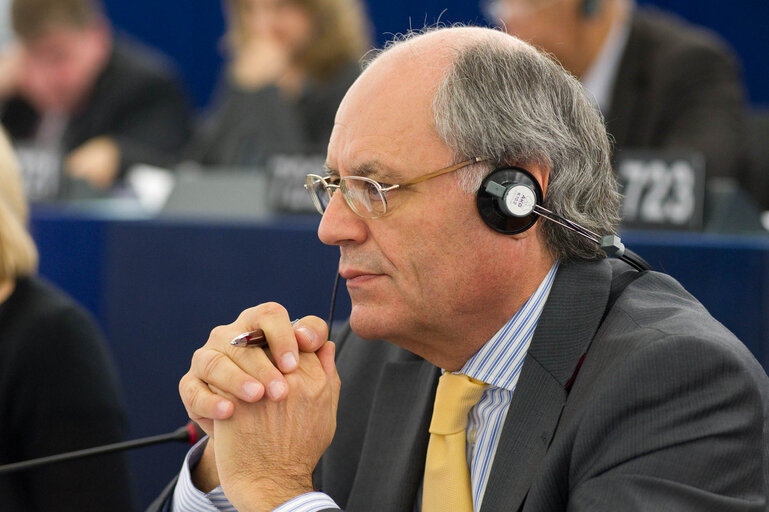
[
  {"xmin": 242, "ymin": 381, "xmax": 263, "ymax": 400},
  {"xmin": 216, "ymin": 400, "xmax": 232, "ymax": 418},
  {"xmin": 268, "ymin": 380, "xmax": 287, "ymax": 400},
  {"xmin": 296, "ymin": 326, "xmax": 317, "ymax": 345},
  {"xmin": 281, "ymin": 352, "xmax": 297, "ymax": 371}
]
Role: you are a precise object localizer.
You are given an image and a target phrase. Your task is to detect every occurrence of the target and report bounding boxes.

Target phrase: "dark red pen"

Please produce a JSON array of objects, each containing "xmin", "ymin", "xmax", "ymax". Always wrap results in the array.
[
  {"xmin": 229, "ymin": 319, "xmax": 298, "ymax": 347},
  {"xmin": 229, "ymin": 329, "xmax": 268, "ymax": 347}
]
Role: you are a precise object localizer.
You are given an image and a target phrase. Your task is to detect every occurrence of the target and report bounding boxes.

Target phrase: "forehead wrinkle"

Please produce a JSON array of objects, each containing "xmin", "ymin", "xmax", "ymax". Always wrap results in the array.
[
  {"xmin": 328, "ymin": 158, "xmax": 408, "ymax": 183},
  {"xmin": 352, "ymin": 161, "xmax": 407, "ymax": 183}
]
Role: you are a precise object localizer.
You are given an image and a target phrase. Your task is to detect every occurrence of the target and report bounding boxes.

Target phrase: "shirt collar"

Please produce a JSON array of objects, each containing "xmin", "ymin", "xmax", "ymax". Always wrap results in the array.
[{"xmin": 460, "ymin": 260, "xmax": 560, "ymax": 390}]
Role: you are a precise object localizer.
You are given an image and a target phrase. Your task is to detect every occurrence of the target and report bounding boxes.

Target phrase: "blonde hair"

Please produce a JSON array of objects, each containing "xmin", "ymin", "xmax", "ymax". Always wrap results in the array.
[
  {"xmin": 0, "ymin": 127, "xmax": 38, "ymax": 280},
  {"xmin": 224, "ymin": 0, "xmax": 371, "ymax": 81}
]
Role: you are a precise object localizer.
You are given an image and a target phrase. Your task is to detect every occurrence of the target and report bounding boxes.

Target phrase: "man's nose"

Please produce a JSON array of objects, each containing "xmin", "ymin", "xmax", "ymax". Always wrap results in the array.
[{"xmin": 317, "ymin": 189, "xmax": 368, "ymax": 247}]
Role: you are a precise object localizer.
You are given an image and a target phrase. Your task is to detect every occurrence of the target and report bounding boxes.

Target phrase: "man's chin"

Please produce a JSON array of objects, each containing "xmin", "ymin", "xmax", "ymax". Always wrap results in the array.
[{"xmin": 348, "ymin": 306, "xmax": 391, "ymax": 341}]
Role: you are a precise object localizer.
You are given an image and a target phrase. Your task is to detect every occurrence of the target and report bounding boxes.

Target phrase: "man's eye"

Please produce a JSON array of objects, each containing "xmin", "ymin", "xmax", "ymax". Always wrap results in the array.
[{"xmin": 363, "ymin": 181, "xmax": 381, "ymax": 197}]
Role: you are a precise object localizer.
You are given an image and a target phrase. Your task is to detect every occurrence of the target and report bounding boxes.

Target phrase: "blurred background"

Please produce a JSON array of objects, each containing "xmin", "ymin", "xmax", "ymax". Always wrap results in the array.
[
  {"xmin": 104, "ymin": 0, "xmax": 768, "ymax": 109},
  {"xmin": 0, "ymin": 0, "xmax": 767, "ymax": 509}
]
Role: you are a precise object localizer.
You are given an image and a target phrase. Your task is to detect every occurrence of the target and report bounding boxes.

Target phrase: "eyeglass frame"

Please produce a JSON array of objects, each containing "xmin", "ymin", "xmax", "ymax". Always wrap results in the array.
[{"xmin": 304, "ymin": 156, "xmax": 488, "ymax": 219}]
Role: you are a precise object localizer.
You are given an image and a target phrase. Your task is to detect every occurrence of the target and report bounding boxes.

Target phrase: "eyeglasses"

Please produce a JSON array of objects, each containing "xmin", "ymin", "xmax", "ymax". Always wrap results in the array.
[{"xmin": 304, "ymin": 157, "xmax": 486, "ymax": 219}]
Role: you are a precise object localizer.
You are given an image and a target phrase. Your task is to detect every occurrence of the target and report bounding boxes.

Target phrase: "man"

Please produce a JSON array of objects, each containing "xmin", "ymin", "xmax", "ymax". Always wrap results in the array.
[
  {"xmin": 484, "ymin": 0, "xmax": 747, "ymax": 188},
  {"xmin": 0, "ymin": 0, "xmax": 191, "ymax": 199},
  {"xmin": 151, "ymin": 26, "xmax": 768, "ymax": 511}
]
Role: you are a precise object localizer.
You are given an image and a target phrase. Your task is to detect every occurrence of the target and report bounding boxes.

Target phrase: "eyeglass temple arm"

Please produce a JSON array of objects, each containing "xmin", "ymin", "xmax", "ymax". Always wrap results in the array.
[{"xmin": 399, "ymin": 157, "xmax": 488, "ymax": 186}]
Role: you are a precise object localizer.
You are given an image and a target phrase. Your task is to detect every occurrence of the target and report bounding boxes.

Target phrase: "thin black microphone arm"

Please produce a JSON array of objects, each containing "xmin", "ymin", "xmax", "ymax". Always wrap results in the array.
[{"xmin": 0, "ymin": 422, "xmax": 203, "ymax": 475}]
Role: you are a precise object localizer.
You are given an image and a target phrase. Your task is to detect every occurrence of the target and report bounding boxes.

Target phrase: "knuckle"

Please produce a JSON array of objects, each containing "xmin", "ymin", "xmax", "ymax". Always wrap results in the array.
[
  {"xmin": 182, "ymin": 382, "xmax": 202, "ymax": 411},
  {"xmin": 254, "ymin": 362, "xmax": 280, "ymax": 385},
  {"xmin": 256, "ymin": 301, "xmax": 288, "ymax": 318},
  {"xmin": 208, "ymin": 325, "xmax": 228, "ymax": 341},
  {"xmin": 199, "ymin": 349, "xmax": 226, "ymax": 380}
]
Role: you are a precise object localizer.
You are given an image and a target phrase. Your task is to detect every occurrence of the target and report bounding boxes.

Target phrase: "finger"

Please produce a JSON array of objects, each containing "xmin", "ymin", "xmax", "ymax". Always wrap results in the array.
[
  {"xmin": 293, "ymin": 315, "xmax": 328, "ymax": 353},
  {"xmin": 180, "ymin": 372, "xmax": 234, "ymax": 423},
  {"xmin": 199, "ymin": 316, "xmax": 289, "ymax": 402},
  {"xmin": 191, "ymin": 345, "xmax": 266, "ymax": 403},
  {"xmin": 237, "ymin": 303, "xmax": 299, "ymax": 374},
  {"xmin": 316, "ymin": 341, "xmax": 339, "ymax": 391},
  {"xmin": 228, "ymin": 345, "xmax": 289, "ymax": 401}
]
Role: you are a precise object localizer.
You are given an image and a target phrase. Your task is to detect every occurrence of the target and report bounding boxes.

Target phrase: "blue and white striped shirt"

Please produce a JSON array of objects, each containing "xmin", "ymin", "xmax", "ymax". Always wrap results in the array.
[
  {"xmin": 172, "ymin": 261, "xmax": 559, "ymax": 512},
  {"xmin": 460, "ymin": 260, "xmax": 559, "ymax": 511}
]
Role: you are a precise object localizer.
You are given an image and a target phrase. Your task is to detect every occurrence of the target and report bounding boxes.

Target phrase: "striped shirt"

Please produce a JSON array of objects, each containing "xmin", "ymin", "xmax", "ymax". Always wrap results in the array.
[
  {"xmin": 172, "ymin": 261, "xmax": 559, "ymax": 511},
  {"xmin": 460, "ymin": 260, "xmax": 558, "ymax": 511}
]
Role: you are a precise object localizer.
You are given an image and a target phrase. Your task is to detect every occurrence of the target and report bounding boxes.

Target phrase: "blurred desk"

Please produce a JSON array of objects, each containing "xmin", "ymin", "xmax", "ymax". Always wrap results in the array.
[{"xmin": 29, "ymin": 205, "xmax": 769, "ymax": 507}]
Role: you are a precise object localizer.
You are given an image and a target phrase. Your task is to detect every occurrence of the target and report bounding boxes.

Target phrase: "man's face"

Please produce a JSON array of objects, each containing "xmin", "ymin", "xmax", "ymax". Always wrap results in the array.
[
  {"xmin": 242, "ymin": 0, "xmax": 315, "ymax": 58},
  {"xmin": 317, "ymin": 47, "xmax": 524, "ymax": 358},
  {"xmin": 18, "ymin": 23, "xmax": 109, "ymax": 113},
  {"xmin": 493, "ymin": 0, "xmax": 583, "ymax": 74}
]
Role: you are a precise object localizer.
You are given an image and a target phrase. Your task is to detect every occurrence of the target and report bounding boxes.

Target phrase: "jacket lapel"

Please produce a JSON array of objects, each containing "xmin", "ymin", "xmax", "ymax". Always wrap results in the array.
[
  {"xmin": 481, "ymin": 260, "xmax": 612, "ymax": 512},
  {"xmin": 345, "ymin": 359, "xmax": 439, "ymax": 511}
]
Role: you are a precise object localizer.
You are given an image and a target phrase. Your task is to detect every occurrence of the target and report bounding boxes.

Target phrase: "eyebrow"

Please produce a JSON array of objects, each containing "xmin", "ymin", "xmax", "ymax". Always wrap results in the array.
[{"xmin": 324, "ymin": 160, "xmax": 407, "ymax": 184}]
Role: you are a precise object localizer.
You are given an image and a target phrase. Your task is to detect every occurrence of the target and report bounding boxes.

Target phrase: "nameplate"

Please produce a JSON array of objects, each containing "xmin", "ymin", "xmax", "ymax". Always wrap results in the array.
[
  {"xmin": 616, "ymin": 151, "xmax": 706, "ymax": 230},
  {"xmin": 267, "ymin": 154, "xmax": 326, "ymax": 213}
]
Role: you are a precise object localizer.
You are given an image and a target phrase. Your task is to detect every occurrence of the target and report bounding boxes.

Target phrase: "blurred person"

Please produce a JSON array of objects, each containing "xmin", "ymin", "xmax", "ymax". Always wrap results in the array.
[
  {"xmin": 485, "ymin": 0, "xmax": 747, "ymax": 183},
  {"xmin": 0, "ymin": 0, "xmax": 192, "ymax": 200},
  {"xmin": 0, "ymin": 0, "xmax": 11, "ymax": 47},
  {"xmin": 0, "ymin": 127, "xmax": 135, "ymax": 510},
  {"xmin": 185, "ymin": 0, "xmax": 370, "ymax": 167}
]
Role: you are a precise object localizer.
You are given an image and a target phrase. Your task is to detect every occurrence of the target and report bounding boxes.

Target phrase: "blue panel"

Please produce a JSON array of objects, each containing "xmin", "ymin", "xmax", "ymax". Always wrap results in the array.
[
  {"xmin": 29, "ymin": 207, "xmax": 769, "ymax": 508},
  {"xmin": 102, "ymin": 0, "xmax": 226, "ymax": 107},
  {"xmin": 28, "ymin": 208, "xmax": 107, "ymax": 324}
]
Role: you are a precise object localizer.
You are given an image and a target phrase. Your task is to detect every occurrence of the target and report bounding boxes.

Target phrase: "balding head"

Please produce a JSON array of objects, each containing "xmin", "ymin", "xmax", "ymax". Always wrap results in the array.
[{"xmin": 334, "ymin": 25, "xmax": 619, "ymax": 262}]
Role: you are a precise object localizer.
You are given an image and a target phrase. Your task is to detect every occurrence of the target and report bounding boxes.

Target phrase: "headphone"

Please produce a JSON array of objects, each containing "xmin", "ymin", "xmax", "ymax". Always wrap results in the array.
[{"xmin": 477, "ymin": 166, "xmax": 650, "ymax": 271}]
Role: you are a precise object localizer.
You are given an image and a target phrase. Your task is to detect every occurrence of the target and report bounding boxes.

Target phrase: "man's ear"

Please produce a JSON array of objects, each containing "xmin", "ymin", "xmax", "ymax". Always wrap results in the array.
[{"xmin": 523, "ymin": 162, "xmax": 550, "ymax": 198}]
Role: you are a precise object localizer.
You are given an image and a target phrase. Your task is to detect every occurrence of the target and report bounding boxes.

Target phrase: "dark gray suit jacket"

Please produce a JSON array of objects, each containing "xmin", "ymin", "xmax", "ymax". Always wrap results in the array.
[
  {"xmin": 150, "ymin": 259, "xmax": 769, "ymax": 511},
  {"xmin": 607, "ymin": 7, "xmax": 747, "ymax": 182}
]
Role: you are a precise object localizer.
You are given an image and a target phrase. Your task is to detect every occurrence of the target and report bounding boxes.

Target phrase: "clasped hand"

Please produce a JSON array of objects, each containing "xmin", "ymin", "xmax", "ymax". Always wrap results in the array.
[{"xmin": 179, "ymin": 302, "xmax": 340, "ymax": 510}]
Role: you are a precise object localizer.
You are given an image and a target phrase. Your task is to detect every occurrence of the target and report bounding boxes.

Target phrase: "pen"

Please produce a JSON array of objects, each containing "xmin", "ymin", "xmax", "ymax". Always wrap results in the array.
[
  {"xmin": 230, "ymin": 319, "xmax": 299, "ymax": 347},
  {"xmin": 230, "ymin": 329, "xmax": 268, "ymax": 347}
]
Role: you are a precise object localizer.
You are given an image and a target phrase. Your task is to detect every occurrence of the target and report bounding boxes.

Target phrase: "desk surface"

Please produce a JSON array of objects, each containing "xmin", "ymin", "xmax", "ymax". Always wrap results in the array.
[{"xmin": 28, "ymin": 206, "xmax": 769, "ymax": 507}]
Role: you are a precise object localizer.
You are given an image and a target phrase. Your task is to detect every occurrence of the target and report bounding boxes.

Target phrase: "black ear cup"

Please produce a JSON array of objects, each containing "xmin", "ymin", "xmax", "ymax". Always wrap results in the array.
[{"xmin": 477, "ymin": 167, "xmax": 543, "ymax": 234}]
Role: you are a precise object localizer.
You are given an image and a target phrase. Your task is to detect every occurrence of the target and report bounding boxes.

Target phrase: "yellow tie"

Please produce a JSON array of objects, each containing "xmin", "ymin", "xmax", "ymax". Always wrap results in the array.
[{"xmin": 422, "ymin": 373, "xmax": 487, "ymax": 512}]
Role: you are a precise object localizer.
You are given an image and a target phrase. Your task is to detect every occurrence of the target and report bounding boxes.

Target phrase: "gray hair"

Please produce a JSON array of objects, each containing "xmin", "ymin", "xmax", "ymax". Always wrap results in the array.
[
  {"xmin": 374, "ymin": 27, "xmax": 621, "ymax": 261},
  {"xmin": 433, "ymin": 32, "xmax": 621, "ymax": 261}
]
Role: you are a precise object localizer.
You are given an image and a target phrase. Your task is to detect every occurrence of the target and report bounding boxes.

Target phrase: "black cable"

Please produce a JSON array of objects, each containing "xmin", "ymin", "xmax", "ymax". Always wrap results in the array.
[
  {"xmin": 0, "ymin": 423, "xmax": 200, "ymax": 475},
  {"xmin": 327, "ymin": 271, "xmax": 341, "ymax": 333},
  {"xmin": 619, "ymin": 250, "xmax": 651, "ymax": 272}
]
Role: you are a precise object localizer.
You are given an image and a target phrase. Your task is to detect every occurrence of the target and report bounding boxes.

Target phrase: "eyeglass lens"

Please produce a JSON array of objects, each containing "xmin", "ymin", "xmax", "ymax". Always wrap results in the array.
[
  {"xmin": 341, "ymin": 177, "xmax": 387, "ymax": 218},
  {"xmin": 305, "ymin": 175, "xmax": 388, "ymax": 218}
]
